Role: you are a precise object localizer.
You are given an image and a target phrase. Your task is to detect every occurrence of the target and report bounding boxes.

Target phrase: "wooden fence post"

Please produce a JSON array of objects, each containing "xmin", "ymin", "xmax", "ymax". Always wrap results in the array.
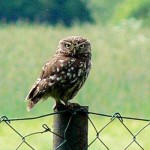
[{"xmin": 53, "ymin": 106, "xmax": 88, "ymax": 150}]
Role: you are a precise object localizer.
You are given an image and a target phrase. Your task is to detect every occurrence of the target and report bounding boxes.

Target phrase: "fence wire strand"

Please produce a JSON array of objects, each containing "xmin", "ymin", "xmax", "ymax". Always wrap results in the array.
[{"xmin": 1, "ymin": 108, "xmax": 150, "ymax": 150}]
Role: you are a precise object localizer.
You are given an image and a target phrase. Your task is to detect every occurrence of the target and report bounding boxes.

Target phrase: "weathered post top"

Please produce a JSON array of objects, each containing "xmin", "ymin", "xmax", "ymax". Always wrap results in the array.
[{"xmin": 53, "ymin": 106, "xmax": 88, "ymax": 150}]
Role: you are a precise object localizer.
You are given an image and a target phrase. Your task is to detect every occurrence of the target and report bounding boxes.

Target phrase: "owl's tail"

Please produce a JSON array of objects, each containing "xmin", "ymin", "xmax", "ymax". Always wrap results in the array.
[
  {"xmin": 26, "ymin": 84, "xmax": 42, "ymax": 112},
  {"xmin": 26, "ymin": 99, "xmax": 39, "ymax": 112}
]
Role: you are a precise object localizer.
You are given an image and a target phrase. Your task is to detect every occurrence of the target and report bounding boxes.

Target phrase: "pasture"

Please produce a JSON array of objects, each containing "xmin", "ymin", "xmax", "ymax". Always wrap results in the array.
[{"xmin": 0, "ymin": 22, "xmax": 150, "ymax": 149}]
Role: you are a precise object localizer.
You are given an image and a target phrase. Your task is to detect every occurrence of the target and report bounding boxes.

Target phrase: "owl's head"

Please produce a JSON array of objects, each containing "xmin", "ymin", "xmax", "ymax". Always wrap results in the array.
[{"xmin": 57, "ymin": 36, "xmax": 91, "ymax": 57}]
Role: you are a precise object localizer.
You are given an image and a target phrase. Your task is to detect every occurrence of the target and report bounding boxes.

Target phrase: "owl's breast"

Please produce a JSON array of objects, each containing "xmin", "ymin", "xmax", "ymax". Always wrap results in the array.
[
  {"xmin": 61, "ymin": 59, "xmax": 91, "ymax": 101},
  {"xmin": 48, "ymin": 56, "xmax": 91, "ymax": 102}
]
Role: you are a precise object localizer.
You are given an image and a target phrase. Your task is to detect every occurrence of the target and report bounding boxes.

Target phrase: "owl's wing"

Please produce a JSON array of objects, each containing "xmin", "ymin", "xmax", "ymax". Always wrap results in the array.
[{"xmin": 26, "ymin": 55, "xmax": 81, "ymax": 110}]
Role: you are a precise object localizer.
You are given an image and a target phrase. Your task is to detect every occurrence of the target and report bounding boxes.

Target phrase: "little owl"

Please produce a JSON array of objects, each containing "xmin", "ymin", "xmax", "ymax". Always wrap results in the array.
[{"xmin": 26, "ymin": 36, "xmax": 92, "ymax": 111}]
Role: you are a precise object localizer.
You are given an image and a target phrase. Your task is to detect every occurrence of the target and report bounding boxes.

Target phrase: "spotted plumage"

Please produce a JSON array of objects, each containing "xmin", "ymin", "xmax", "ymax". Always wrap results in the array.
[{"xmin": 26, "ymin": 36, "xmax": 92, "ymax": 111}]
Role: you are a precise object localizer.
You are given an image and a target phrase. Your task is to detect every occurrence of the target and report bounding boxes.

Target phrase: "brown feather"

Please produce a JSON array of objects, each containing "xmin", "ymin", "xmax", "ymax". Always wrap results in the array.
[{"xmin": 26, "ymin": 36, "xmax": 91, "ymax": 111}]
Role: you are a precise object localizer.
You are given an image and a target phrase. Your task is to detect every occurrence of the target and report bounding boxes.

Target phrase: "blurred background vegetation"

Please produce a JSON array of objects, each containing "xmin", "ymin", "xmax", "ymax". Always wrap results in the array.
[
  {"xmin": 0, "ymin": 0, "xmax": 150, "ymax": 26},
  {"xmin": 0, "ymin": 0, "xmax": 150, "ymax": 149},
  {"xmin": 0, "ymin": 0, "xmax": 150, "ymax": 117}
]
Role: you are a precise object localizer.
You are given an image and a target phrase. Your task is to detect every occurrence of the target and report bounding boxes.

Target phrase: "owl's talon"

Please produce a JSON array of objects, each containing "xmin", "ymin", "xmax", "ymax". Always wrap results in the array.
[
  {"xmin": 53, "ymin": 103, "xmax": 67, "ymax": 112},
  {"xmin": 66, "ymin": 103, "xmax": 80, "ymax": 110}
]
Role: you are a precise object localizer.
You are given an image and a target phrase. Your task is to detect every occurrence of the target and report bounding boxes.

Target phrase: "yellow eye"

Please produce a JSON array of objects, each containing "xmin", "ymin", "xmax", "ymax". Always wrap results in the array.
[
  {"xmin": 79, "ymin": 44, "xmax": 85, "ymax": 49},
  {"xmin": 65, "ymin": 43, "xmax": 71, "ymax": 49}
]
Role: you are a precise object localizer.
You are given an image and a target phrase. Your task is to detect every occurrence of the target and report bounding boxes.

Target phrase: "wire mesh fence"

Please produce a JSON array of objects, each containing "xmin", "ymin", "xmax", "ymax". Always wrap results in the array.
[{"xmin": 0, "ymin": 107, "xmax": 150, "ymax": 150}]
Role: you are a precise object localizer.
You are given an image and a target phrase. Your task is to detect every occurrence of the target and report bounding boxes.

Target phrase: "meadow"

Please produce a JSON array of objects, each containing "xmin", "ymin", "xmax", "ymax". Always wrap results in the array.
[{"xmin": 0, "ymin": 22, "xmax": 150, "ymax": 149}]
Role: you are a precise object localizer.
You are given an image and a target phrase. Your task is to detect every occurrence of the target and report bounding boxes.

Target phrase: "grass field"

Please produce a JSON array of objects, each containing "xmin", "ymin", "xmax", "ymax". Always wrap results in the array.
[{"xmin": 0, "ymin": 22, "xmax": 150, "ymax": 149}]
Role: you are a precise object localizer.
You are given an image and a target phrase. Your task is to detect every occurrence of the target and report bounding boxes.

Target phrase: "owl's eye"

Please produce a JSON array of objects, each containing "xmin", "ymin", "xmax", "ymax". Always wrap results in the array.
[
  {"xmin": 64, "ymin": 43, "xmax": 71, "ymax": 49},
  {"xmin": 79, "ymin": 44, "xmax": 85, "ymax": 49}
]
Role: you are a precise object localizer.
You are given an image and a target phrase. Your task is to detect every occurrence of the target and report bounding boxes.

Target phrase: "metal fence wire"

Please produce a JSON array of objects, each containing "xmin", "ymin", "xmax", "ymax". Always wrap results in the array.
[{"xmin": 0, "ymin": 108, "xmax": 150, "ymax": 150}]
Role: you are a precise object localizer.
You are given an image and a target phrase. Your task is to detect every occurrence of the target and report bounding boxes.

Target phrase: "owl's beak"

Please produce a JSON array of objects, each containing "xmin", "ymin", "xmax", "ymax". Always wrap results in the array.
[{"xmin": 73, "ymin": 48, "xmax": 76, "ymax": 55}]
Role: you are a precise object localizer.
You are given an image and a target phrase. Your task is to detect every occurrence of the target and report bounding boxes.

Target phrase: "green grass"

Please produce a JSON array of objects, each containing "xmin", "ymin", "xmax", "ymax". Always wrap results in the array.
[
  {"xmin": 0, "ymin": 23, "xmax": 149, "ymax": 117},
  {"xmin": 0, "ymin": 23, "xmax": 150, "ymax": 149}
]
